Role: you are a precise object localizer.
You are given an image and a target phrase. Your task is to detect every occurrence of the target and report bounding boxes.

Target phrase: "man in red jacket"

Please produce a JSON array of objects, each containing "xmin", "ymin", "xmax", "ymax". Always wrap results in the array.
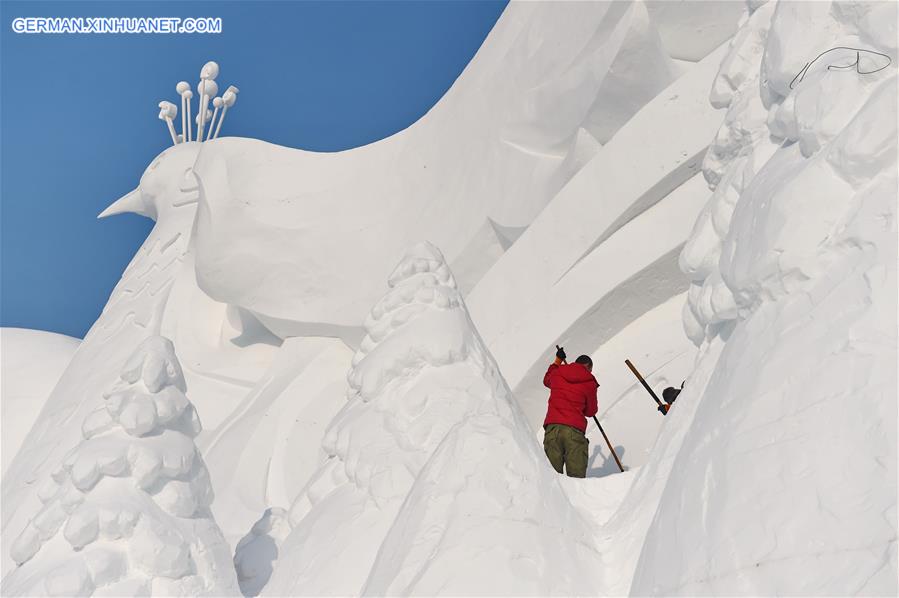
[{"xmin": 542, "ymin": 346, "xmax": 598, "ymax": 478}]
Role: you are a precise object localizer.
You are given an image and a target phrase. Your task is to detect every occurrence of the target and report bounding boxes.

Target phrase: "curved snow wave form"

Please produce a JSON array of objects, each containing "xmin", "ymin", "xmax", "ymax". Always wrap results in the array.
[{"xmin": 2, "ymin": 336, "xmax": 239, "ymax": 597}]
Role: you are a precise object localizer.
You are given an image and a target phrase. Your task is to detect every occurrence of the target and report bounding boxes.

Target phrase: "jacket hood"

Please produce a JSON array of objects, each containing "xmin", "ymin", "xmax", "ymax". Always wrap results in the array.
[{"xmin": 559, "ymin": 363, "xmax": 598, "ymax": 385}]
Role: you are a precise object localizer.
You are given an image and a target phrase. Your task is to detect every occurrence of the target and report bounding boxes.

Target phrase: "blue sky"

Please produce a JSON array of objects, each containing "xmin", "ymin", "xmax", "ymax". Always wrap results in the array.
[{"xmin": 0, "ymin": 0, "xmax": 507, "ymax": 338}]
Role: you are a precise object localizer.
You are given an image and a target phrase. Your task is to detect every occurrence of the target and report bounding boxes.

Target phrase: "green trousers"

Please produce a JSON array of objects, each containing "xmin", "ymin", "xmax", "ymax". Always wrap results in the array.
[{"xmin": 543, "ymin": 424, "xmax": 589, "ymax": 478}]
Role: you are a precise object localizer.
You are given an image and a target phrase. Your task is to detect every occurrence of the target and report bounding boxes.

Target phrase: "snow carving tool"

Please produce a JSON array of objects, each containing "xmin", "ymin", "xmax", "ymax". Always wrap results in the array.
[
  {"xmin": 625, "ymin": 358, "xmax": 668, "ymax": 415},
  {"xmin": 592, "ymin": 415, "xmax": 624, "ymax": 473},
  {"xmin": 557, "ymin": 347, "xmax": 625, "ymax": 473}
]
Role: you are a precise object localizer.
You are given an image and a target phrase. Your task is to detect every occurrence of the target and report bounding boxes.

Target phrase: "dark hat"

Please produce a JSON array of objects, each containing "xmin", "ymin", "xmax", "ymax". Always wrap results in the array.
[{"xmin": 662, "ymin": 386, "xmax": 681, "ymax": 404}]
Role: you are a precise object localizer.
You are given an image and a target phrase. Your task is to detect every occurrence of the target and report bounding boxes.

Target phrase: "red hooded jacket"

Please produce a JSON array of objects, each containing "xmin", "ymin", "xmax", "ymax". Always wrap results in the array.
[{"xmin": 543, "ymin": 362, "xmax": 599, "ymax": 433}]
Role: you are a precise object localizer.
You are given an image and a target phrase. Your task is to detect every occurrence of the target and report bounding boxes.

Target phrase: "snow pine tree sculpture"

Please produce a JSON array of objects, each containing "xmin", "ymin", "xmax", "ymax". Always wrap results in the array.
[
  {"xmin": 260, "ymin": 242, "xmax": 600, "ymax": 596},
  {"xmin": 2, "ymin": 336, "xmax": 238, "ymax": 597}
]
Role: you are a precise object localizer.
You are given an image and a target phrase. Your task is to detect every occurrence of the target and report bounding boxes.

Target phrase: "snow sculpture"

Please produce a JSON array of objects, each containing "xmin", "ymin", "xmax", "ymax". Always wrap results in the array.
[
  {"xmin": 629, "ymin": 1, "xmax": 897, "ymax": 594},
  {"xmin": 2, "ymin": 336, "xmax": 239, "ymax": 597},
  {"xmin": 188, "ymin": 2, "xmax": 681, "ymax": 344},
  {"xmin": 2, "ymin": 141, "xmax": 206, "ymax": 576},
  {"xmin": 261, "ymin": 242, "xmax": 600, "ymax": 596},
  {"xmin": 159, "ymin": 62, "xmax": 236, "ymax": 145},
  {"xmin": 681, "ymin": 0, "xmax": 898, "ymax": 347},
  {"xmin": 678, "ymin": 1, "xmax": 778, "ymax": 345}
]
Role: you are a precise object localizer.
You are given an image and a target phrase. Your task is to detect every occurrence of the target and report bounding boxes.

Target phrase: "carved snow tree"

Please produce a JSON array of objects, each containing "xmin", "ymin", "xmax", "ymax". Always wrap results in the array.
[{"xmin": 3, "ymin": 336, "xmax": 238, "ymax": 597}]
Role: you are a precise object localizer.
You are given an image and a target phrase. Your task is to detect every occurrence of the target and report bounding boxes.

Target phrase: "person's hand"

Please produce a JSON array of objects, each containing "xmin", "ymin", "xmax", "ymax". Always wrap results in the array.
[{"xmin": 555, "ymin": 345, "xmax": 566, "ymax": 361}]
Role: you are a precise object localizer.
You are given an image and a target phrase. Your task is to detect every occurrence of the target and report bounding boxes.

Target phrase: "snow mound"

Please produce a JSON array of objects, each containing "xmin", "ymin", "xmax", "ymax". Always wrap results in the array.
[
  {"xmin": 2, "ymin": 336, "xmax": 239, "ymax": 597},
  {"xmin": 1, "ymin": 328, "xmax": 81, "ymax": 476},
  {"xmin": 629, "ymin": 1, "xmax": 897, "ymax": 594},
  {"xmin": 362, "ymin": 413, "xmax": 600, "ymax": 596},
  {"xmin": 261, "ymin": 242, "xmax": 600, "ymax": 596}
]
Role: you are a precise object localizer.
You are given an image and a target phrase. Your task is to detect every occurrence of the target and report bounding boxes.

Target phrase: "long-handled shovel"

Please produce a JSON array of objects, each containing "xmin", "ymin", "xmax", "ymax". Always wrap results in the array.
[
  {"xmin": 625, "ymin": 358, "xmax": 668, "ymax": 415},
  {"xmin": 591, "ymin": 415, "xmax": 624, "ymax": 473}
]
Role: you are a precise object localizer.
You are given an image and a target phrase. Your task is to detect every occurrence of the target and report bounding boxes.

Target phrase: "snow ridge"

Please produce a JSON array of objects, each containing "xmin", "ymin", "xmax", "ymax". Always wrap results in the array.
[{"xmin": 3, "ymin": 336, "xmax": 238, "ymax": 597}]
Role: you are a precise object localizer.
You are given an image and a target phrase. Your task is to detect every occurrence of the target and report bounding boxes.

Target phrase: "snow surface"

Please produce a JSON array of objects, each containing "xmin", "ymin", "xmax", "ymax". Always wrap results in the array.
[
  {"xmin": 3, "ymin": 1, "xmax": 895, "ymax": 596},
  {"xmin": 633, "ymin": 2, "xmax": 898, "ymax": 593},
  {"xmin": 646, "ymin": 0, "xmax": 746, "ymax": 62},
  {"xmin": 1, "ymin": 328, "xmax": 81, "ymax": 476}
]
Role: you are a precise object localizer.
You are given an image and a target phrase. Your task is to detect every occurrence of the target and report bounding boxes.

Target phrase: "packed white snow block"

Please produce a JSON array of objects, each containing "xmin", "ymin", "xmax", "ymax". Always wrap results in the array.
[
  {"xmin": 262, "ymin": 243, "xmax": 600, "ymax": 596},
  {"xmin": 189, "ymin": 2, "xmax": 678, "ymax": 345},
  {"xmin": 637, "ymin": 2, "xmax": 898, "ymax": 594},
  {"xmin": 1, "ymin": 328, "xmax": 81, "ymax": 476},
  {"xmin": 467, "ymin": 43, "xmax": 727, "ymax": 423},
  {"xmin": 645, "ymin": 0, "xmax": 746, "ymax": 62},
  {"xmin": 1, "ymin": 336, "xmax": 239, "ymax": 596}
]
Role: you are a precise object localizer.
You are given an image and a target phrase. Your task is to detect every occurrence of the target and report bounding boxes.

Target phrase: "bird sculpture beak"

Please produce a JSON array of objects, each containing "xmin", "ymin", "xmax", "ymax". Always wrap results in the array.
[{"xmin": 98, "ymin": 188, "xmax": 143, "ymax": 219}]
